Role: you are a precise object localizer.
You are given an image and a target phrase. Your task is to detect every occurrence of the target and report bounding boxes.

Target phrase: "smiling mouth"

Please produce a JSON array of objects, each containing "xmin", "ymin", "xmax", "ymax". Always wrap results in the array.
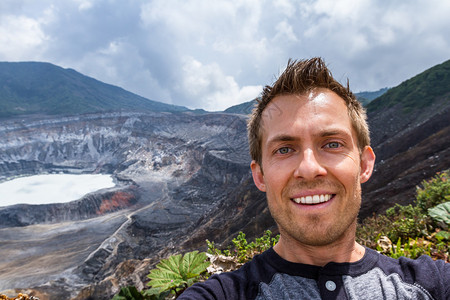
[{"xmin": 291, "ymin": 194, "xmax": 334, "ymax": 205}]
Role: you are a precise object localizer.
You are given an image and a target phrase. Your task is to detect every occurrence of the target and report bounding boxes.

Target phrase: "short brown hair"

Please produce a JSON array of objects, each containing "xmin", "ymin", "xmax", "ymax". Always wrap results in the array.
[{"xmin": 247, "ymin": 57, "xmax": 370, "ymax": 166}]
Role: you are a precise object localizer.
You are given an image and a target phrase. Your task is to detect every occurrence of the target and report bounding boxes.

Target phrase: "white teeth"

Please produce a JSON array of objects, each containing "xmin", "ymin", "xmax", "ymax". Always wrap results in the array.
[{"xmin": 292, "ymin": 194, "xmax": 332, "ymax": 205}]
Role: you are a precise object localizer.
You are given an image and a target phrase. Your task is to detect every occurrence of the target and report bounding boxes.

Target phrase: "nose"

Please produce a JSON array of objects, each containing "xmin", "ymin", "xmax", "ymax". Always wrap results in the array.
[{"xmin": 293, "ymin": 148, "xmax": 327, "ymax": 180}]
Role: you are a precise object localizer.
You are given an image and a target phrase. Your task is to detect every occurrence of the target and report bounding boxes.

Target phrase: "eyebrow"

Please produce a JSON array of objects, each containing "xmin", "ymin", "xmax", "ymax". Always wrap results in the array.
[
  {"xmin": 317, "ymin": 129, "xmax": 351, "ymax": 138},
  {"xmin": 266, "ymin": 134, "xmax": 299, "ymax": 147},
  {"xmin": 266, "ymin": 129, "xmax": 352, "ymax": 146}
]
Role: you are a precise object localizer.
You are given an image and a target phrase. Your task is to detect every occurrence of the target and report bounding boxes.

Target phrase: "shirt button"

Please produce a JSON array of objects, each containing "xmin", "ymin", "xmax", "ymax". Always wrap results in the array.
[{"xmin": 325, "ymin": 280, "xmax": 336, "ymax": 291}]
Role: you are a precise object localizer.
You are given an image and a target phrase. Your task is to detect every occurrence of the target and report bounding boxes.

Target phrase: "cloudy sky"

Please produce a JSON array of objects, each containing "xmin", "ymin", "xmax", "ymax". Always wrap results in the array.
[{"xmin": 1, "ymin": 0, "xmax": 449, "ymax": 111}]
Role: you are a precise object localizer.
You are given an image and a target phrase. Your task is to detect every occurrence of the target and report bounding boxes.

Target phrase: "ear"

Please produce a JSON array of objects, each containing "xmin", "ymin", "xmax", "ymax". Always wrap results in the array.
[
  {"xmin": 360, "ymin": 146, "xmax": 376, "ymax": 183},
  {"xmin": 251, "ymin": 160, "xmax": 266, "ymax": 192}
]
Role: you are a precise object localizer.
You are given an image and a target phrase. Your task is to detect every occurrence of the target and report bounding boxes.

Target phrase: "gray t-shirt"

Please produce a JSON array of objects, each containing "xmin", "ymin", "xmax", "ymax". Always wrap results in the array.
[{"xmin": 179, "ymin": 247, "xmax": 449, "ymax": 299}]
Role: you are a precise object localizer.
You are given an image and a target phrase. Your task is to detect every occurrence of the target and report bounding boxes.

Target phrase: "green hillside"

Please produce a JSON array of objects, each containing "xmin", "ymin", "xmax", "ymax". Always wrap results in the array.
[
  {"xmin": 0, "ymin": 62, "xmax": 189, "ymax": 118},
  {"xmin": 367, "ymin": 59, "xmax": 450, "ymax": 113}
]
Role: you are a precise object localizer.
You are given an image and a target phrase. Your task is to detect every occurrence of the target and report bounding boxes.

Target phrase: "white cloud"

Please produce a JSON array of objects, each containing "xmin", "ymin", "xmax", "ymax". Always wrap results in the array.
[
  {"xmin": 69, "ymin": 39, "xmax": 173, "ymax": 104},
  {"xmin": 274, "ymin": 20, "xmax": 299, "ymax": 43},
  {"xmin": 274, "ymin": 0, "xmax": 297, "ymax": 17},
  {"xmin": 140, "ymin": 0, "xmax": 235, "ymax": 43},
  {"xmin": 0, "ymin": 15, "xmax": 49, "ymax": 60},
  {"xmin": 139, "ymin": 0, "xmax": 267, "ymax": 57},
  {"xmin": 179, "ymin": 57, "xmax": 261, "ymax": 111},
  {"xmin": 75, "ymin": 0, "xmax": 93, "ymax": 11}
]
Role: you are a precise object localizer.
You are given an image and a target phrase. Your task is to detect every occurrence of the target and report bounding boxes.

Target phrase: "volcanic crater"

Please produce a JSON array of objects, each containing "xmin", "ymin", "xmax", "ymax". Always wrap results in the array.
[{"xmin": 0, "ymin": 111, "xmax": 270, "ymax": 299}]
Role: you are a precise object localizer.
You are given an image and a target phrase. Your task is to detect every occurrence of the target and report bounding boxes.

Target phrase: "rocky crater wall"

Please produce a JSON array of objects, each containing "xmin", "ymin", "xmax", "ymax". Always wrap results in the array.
[
  {"xmin": 0, "ymin": 111, "xmax": 258, "ymax": 298},
  {"xmin": 0, "ymin": 185, "xmax": 139, "ymax": 228}
]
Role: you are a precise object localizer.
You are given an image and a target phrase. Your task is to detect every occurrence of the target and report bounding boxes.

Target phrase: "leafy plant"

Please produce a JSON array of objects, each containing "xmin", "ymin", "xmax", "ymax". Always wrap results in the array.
[
  {"xmin": 146, "ymin": 251, "xmax": 210, "ymax": 297},
  {"xmin": 206, "ymin": 239, "xmax": 231, "ymax": 257},
  {"xmin": 435, "ymin": 230, "xmax": 450, "ymax": 241},
  {"xmin": 415, "ymin": 171, "xmax": 450, "ymax": 213},
  {"xmin": 111, "ymin": 286, "xmax": 168, "ymax": 300},
  {"xmin": 384, "ymin": 204, "xmax": 430, "ymax": 243},
  {"xmin": 207, "ymin": 230, "xmax": 279, "ymax": 263},
  {"xmin": 377, "ymin": 237, "xmax": 432, "ymax": 260},
  {"xmin": 428, "ymin": 201, "xmax": 450, "ymax": 228},
  {"xmin": 111, "ymin": 286, "xmax": 146, "ymax": 300}
]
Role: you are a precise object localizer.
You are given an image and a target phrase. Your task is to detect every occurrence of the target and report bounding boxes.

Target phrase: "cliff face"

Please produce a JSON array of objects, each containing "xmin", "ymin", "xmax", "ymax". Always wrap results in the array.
[
  {"xmin": 0, "ymin": 111, "xmax": 262, "ymax": 299},
  {"xmin": 0, "ymin": 187, "xmax": 139, "ymax": 228}
]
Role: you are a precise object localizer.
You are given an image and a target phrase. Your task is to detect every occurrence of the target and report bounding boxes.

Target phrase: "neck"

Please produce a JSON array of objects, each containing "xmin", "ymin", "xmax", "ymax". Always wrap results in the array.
[{"xmin": 273, "ymin": 226, "xmax": 365, "ymax": 266}]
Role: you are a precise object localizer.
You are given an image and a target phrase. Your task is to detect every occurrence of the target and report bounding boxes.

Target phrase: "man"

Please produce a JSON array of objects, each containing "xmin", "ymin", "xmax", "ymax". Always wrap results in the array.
[{"xmin": 179, "ymin": 58, "xmax": 449, "ymax": 299}]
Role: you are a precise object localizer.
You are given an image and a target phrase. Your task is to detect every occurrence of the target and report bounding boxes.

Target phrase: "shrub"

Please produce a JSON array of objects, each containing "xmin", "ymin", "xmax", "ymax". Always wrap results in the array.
[
  {"xmin": 207, "ymin": 230, "xmax": 279, "ymax": 264},
  {"xmin": 385, "ymin": 204, "xmax": 430, "ymax": 243},
  {"xmin": 378, "ymin": 237, "xmax": 433, "ymax": 260},
  {"xmin": 415, "ymin": 170, "xmax": 450, "ymax": 212},
  {"xmin": 357, "ymin": 170, "xmax": 449, "ymax": 261}
]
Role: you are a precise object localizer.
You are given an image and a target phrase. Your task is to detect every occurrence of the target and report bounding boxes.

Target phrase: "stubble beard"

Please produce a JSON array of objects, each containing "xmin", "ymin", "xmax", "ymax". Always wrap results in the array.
[{"xmin": 269, "ymin": 178, "xmax": 362, "ymax": 247}]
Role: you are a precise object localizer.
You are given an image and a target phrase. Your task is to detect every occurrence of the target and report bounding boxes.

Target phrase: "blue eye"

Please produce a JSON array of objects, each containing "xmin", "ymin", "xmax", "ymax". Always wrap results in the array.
[
  {"xmin": 326, "ymin": 142, "xmax": 341, "ymax": 149},
  {"xmin": 277, "ymin": 147, "xmax": 291, "ymax": 154}
]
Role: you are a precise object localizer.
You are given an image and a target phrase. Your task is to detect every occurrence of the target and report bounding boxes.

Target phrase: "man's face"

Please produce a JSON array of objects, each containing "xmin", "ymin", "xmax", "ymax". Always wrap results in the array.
[{"xmin": 251, "ymin": 89, "xmax": 375, "ymax": 247}]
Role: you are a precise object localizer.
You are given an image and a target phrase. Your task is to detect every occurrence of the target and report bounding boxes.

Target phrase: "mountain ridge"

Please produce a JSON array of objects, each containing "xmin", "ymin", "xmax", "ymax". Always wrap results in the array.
[
  {"xmin": 1, "ymin": 61, "xmax": 395, "ymax": 118},
  {"xmin": 0, "ymin": 61, "xmax": 189, "ymax": 118}
]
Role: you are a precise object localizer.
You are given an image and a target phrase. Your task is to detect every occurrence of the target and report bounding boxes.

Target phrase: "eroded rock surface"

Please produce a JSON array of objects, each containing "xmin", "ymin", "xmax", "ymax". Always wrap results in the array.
[{"xmin": 0, "ymin": 111, "xmax": 262, "ymax": 299}]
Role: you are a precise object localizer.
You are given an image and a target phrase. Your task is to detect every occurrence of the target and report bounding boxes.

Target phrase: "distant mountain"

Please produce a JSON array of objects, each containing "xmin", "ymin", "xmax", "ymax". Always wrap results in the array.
[
  {"xmin": 356, "ymin": 87, "xmax": 389, "ymax": 106},
  {"xmin": 224, "ymin": 98, "xmax": 257, "ymax": 114},
  {"xmin": 224, "ymin": 88, "xmax": 389, "ymax": 114},
  {"xmin": 0, "ymin": 62, "xmax": 189, "ymax": 118}
]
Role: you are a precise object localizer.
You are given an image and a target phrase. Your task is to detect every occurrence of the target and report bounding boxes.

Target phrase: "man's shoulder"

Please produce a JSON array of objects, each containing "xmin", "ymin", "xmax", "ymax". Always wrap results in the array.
[
  {"xmin": 178, "ymin": 249, "xmax": 278, "ymax": 300},
  {"xmin": 363, "ymin": 248, "xmax": 450, "ymax": 299}
]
